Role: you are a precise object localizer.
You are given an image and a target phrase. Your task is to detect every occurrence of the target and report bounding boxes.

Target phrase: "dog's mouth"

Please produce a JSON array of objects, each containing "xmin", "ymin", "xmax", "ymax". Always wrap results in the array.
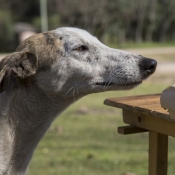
[
  {"xmin": 95, "ymin": 82, "xmax": 116, "ymax": 86},
  {"xmin": 94, "ymin": 81, "xmax": 142, "ymax": 88}
]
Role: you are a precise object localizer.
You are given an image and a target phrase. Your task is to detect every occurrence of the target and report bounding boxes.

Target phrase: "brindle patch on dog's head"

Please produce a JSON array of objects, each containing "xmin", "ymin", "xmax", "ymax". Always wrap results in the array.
[
  {"xmin": 43, "ymin": 32, "xmax": 56, "ymax": 46},
  {"xmin": 0, "ymin": 31, "xmax": 64, "ymax": 92},
  {"xmin": 16, "ymin": 31, "xmax": 63, "ymax": 69}
]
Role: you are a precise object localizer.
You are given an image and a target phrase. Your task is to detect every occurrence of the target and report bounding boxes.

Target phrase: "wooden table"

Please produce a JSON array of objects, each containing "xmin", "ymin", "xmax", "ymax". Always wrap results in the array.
[{"xmin": 104, "ymin": 94, "xmax": 175, "ymax": 175}]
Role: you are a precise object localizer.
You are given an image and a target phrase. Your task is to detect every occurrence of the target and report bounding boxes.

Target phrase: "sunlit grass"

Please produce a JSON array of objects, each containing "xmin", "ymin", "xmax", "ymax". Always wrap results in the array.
[{"xmin": 27, "ymin": 81, "xmax": 175, "ymax": 175}]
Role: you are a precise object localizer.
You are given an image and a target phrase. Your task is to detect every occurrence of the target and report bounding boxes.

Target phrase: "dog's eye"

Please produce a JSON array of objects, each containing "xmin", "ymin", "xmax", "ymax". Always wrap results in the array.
[{"xmin": 74, "ymin": 45, "xmax": 88, "ymax": 52}]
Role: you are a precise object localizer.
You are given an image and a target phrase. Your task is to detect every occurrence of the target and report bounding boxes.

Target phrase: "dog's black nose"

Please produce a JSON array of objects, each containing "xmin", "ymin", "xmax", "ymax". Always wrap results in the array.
[{"xmin": 139, "ymin": 58, "xmax": 157, "ymax": 75}]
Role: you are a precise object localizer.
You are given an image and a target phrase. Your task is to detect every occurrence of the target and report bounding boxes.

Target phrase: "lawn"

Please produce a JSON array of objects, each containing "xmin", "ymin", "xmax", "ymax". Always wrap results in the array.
[
  {"xmin": 27, "ymin": 80, "xmax": 175, "ymax": 175},
  {"xmin": 1, "ymin": 44, "xmax": 174, "ymax": 175}
]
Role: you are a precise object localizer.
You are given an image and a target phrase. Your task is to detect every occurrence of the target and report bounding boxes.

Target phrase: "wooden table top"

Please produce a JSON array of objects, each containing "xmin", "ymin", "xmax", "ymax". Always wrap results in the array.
[{"xmin": 104, "ymin": 94, "xmax": 172, "ymax": 121}]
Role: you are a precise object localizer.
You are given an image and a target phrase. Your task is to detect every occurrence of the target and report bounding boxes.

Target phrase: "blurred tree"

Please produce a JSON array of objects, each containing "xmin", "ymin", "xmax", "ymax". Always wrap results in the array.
[
  {"xmin": 54, "ymin": 0, "xmax": 108, "ymax": 41},
  {"xmin": 0, "ymin": 9, "xmax": 15, "ymax": 52},
  {"xmin": 106, "ymin": 0, "xmax": 137, "ymax": 44},
  {"xmin": 135, "ymin": 0, "xmax": 148, "ymax": 43},
  {"xmin": 0, "ymin": 0, "xmax": 175, "ymax": 52},
  {"xmin": 157, "ymin": 0, "xmax": 175, "ymax": 42},
  {"xmin": 6, "ymin": 0, "xmax": 40, "ymax": 22},
  {"xmin": 145, "ymin": 0, "xmax": 157, "ymax": 42}
]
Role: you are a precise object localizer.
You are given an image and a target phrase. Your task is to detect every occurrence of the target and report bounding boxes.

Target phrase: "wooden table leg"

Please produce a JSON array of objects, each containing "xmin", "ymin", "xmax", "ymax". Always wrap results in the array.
[{"xmin": 149, "ymin": 131, "xmax": 168, "ymax": 175}]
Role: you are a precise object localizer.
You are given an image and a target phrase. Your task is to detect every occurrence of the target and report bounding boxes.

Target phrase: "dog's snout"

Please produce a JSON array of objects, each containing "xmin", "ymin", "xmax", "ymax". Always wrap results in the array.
[{"xmin": 139, "ymin": 58, "xmax": 157, "ymax": 75}]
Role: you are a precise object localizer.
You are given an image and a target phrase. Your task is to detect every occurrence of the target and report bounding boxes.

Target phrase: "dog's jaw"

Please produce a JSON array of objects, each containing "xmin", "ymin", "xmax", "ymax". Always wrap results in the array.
[{"xmin": 93, "ymin": 81, "xmax": 142, "ymax": 91}]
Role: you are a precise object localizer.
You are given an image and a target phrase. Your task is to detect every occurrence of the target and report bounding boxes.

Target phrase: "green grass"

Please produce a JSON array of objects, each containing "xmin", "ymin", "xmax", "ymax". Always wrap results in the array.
[
  {"xmin": 27, "ymin": 81, "xmax": 175, "ymax": 175},
  {"xmin": 109, "ymin": 41, "xmax": 175, "ymax": 49}
]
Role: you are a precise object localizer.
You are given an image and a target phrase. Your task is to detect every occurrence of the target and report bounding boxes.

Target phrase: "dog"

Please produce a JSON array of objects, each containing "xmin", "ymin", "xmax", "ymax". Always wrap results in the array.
[{"xmin": 0, "ymin": 27, "xmax": 157, "ymax": 175}]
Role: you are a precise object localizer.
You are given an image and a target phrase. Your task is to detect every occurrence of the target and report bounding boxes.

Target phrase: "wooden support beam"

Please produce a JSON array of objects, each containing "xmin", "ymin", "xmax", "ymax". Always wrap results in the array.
[
  {"xmin": 149, "ymin": 131, "xmax": 168, "ymax": 175},
  {"xmin": 123, "ymin": 109, "xmax": 175, "ymax": 138},
  {"xmin": 118, "ymin": 125, "xmax": 148, "ymax": 135}
]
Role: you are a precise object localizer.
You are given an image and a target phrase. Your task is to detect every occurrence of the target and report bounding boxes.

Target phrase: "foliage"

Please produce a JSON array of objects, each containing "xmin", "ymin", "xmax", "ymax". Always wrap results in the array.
[
  {"xmin": 0, "ymin": 0, "xmax": 175, "ymax": 51},
  {"xmin": 0, "ymin": 10, "xmax": 15, "ymax": 52}
]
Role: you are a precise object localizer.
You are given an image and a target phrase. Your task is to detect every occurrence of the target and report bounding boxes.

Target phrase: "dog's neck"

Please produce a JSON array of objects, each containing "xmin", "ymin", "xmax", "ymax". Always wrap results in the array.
[{"xmin": 0, "ymin": 85, "xmax": 74, "ymax": 175}]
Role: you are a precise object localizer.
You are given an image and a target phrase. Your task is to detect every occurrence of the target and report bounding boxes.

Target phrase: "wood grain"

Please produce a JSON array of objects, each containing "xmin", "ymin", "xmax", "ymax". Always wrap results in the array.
[{"xmin": 104, "ymin": 94, "xmax": 170, "ymax": 121}]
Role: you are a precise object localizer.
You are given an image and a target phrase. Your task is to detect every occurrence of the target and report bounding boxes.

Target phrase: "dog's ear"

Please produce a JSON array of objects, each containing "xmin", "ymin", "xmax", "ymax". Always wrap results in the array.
[{"xmin": 0, "ymin": 52, "xmax": 38, "ymax": 93}]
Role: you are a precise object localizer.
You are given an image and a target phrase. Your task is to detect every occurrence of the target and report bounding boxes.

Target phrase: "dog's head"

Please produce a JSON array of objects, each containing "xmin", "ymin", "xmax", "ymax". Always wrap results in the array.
[{"xmin": 0, "ymin": 27, "xmax": 157, "ymax": 98}]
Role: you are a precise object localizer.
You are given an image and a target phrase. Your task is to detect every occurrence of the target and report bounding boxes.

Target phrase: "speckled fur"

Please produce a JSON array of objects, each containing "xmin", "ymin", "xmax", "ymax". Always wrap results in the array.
[{"xmin": 0, "ymin": 27, "xmax": 156, "ymax": 175}]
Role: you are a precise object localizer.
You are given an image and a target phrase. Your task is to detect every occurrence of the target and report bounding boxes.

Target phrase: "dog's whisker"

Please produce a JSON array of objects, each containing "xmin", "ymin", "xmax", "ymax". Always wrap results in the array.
[
  {"xmin": 125, "ymin": 79, "xmax": 128, "ymax": 87},
  {"xmin": 105, "ymin": 76, "xmax": 114, "ymax": 91},
  {"xmin": 64, "ymin": 86, "xmax": 74, "ymax": 99},
  {"xmin": 76, "ymin": 87, "xmax": 79, "ymax": 97},
  {"xmin": 73, "ymin": 88, "xmax": 76, "ymax": 101},
  {"xmin": 105, "ymin": 70, "xmax": 118, "ymax": 90},
  {"xmin": 104, "ymin": 71, "xmax": 114, "ymax": 89}
]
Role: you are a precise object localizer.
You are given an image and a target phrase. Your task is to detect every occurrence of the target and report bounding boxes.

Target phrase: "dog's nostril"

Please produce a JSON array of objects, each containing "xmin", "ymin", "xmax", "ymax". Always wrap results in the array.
[
  {"xmin": 147, "ymin": 60, "xmax": 157, "ymax": 73},
  {"xmin": 139, "ymin": 58, "xmax": 157, "ymax": 75}
]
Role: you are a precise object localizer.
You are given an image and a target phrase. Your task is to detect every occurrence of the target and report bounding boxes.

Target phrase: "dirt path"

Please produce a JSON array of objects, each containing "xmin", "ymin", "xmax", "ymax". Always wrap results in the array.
[
  {"xmin": 156, "ymin": 62, "xmax": 175, "ymax": 74},
  {"xmin": 126, "ymin": 46, "xmax": 175, "ymax": 55},
  {"xmin": 147, "ymin": 61, "xmax": 175, "ymax": 84}
]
